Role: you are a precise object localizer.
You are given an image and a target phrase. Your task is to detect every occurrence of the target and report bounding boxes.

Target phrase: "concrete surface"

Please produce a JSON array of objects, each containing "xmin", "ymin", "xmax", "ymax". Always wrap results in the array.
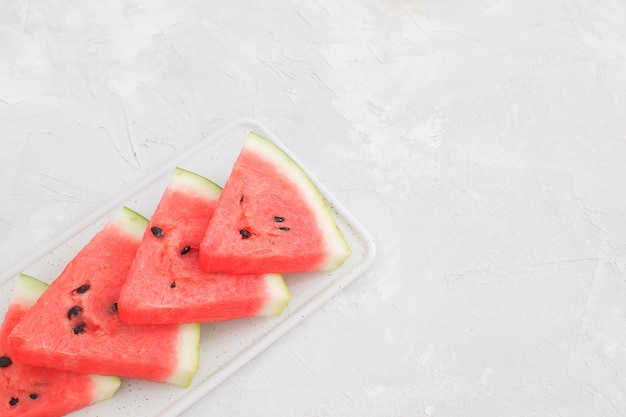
[{"xmin": 2, "ymin": 0, "xmax": 626, "ymax": 416}]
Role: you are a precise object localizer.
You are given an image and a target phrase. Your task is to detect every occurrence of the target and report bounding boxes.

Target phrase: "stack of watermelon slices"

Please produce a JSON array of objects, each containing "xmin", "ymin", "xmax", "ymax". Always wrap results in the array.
[{"xmin": 1, "ymin": 131, "xmax": 351, "ymax": 416}]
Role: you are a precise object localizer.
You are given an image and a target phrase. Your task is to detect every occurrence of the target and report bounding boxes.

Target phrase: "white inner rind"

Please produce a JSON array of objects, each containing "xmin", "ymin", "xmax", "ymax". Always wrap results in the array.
[
  {"xmin": 89, "ymin": 375, "xmax": 122, "ymax": 403},
  {"xmin": 14, "ymin": 273, "xmax": 49, "ymax": 307},
  {"xmin": 245, "ymin": 132, "xmax": 352, "ymax": 270},
  {"xmin": 115, "ymin": 206, "xmax": 149, "ymax": 241},
  {"xmin": 259, "ymin": 274, "xmax": 291, "ymax": 316},
  {"xmin": 171, "ymin": 167, "xmax": 223, "ymax": 200},
  {"xmin": 166, "ymin": 323, "xmax": 201, "ymax": 388}
]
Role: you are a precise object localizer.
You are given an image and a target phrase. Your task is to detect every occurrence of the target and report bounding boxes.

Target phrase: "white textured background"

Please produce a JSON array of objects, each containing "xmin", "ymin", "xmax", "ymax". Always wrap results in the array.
[{"xmin": 2, "ymin": 1, "xmax": 626, "ymax": 416}]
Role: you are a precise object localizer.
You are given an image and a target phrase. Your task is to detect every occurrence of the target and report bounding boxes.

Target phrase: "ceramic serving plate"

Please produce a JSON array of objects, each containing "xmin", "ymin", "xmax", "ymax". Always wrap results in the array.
[{"xmin": 0, "ymin": 119, "xmax": 376, "ymax": 417}]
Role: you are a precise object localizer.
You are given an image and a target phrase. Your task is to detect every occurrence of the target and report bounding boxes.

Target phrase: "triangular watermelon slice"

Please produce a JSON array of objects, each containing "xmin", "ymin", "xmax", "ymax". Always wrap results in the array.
[
  {"xmin": 7, "ymin": 207, "xmax": 200, "ymax": 387},
  {"xmin": 1, "ymin": 273, "xmax": 120, "ymax": 417},
  {"xmin": 117, "ymin": 167, "xmax": 290, "ymax": 325},
  {"xmin": 198, "ymin": 132, "xmax": 351, "ymax": 274}
]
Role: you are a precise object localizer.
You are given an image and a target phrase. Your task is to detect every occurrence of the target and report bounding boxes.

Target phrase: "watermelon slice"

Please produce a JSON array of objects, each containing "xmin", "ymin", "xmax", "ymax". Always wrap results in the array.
[
  {"xmin": 198, "ymin": 132, "xmax": 351, "ymax": 274},
  {"xmin": 1, "ymin": 273, "xmax": 120, "ymax": 417},
  {"xmin": 117, "ymin": 167, "xmax": 290, "ymax": 325},
  {"xmin": 7, "ymin": 207, "xmax": 200, "ymax": 387}
]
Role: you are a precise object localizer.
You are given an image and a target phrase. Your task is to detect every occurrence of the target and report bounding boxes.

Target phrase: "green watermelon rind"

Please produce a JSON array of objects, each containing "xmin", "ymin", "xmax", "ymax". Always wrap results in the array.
[
  {"xmin": 245, "ymin": 132, "xmax": 352, "ymax": 271},
  {"xmin": 115, "ymin": 206, "xmax": 149, "ymax": 241},
  {"xmin": 12, "ymin": 273, "xmax": 122, "ymax": 406},
  {"xmin": 171, "ymin": 167, "xmax": 222, "ymax": 201},
  {"xmin": 14, "ymin": 273, "xmax": 49, "ymax": 308}
]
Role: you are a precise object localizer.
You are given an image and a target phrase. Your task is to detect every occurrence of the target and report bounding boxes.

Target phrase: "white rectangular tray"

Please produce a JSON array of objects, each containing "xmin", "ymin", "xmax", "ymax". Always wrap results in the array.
[{"xmin": 0, "ymin": 119, "xmax": 376, "ymax": 417}]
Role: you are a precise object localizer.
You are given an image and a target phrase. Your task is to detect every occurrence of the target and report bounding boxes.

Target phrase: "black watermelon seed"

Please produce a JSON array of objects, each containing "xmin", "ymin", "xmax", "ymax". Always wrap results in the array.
[
  {"xmin": 9, "ymin": 397, "xmax": 18, "ymax": 406},
  {"xmin": 0, "ymin": 356, "xmax": 12, "ymax": 367},
  {"xmin": 273, "ymin": 216, "xmax": 285, "ymax": 222},
  {"xmin": 151, "ymin": 226, "xmax": 165, "ymax": 238},
  {"xmin": 240, "ymin": 229, "xmax": 251, "ymax": 238},
  {"xmin": 110, "ymin": 303, "xmax": 118, "ymax": 314},
  {"xmin": 75, "ymin": 284, "xmax": 90, "ymax": 294},
  {"xmin": 73, "ymin": 322, "xmax": 86, "ymax": 335},
  {"xmin": 170, "ymin": 282, "xmax": 176, "ymax": 289},
  {"xmin": 239, "ymin": 194, "xmax": 244, "ymax": 204},
  {"xmin": 279, "ymin": 226, "xmax": 291, "ymax": 231},
  {"xmin": 29, "ymin": 393, "xmax": 38, "ymax": 400},
  {"xmin": 180, "ymin": 245, "xmax": 191, "ymax": 255},
  {"xmin": 67, "ymin": 305, "xmax": 82, "ymax": 319}
]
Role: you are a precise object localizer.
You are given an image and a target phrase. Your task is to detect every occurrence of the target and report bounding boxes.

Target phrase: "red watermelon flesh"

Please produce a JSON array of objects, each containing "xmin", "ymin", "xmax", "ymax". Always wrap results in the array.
[
  {"xmin": 118, "ymin": 167, "xmax": 290, "ymax": 325},
  {"xmin": 7, "ymin": 207, "xmax": 200, "ymax": 388},
  {"xmin": 1, "ymin": 273, "xmax": 119, "ymax": 417},
  {"xmin": 199, "ymin": 132, "xmax": 351, "ymax": 274}
]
